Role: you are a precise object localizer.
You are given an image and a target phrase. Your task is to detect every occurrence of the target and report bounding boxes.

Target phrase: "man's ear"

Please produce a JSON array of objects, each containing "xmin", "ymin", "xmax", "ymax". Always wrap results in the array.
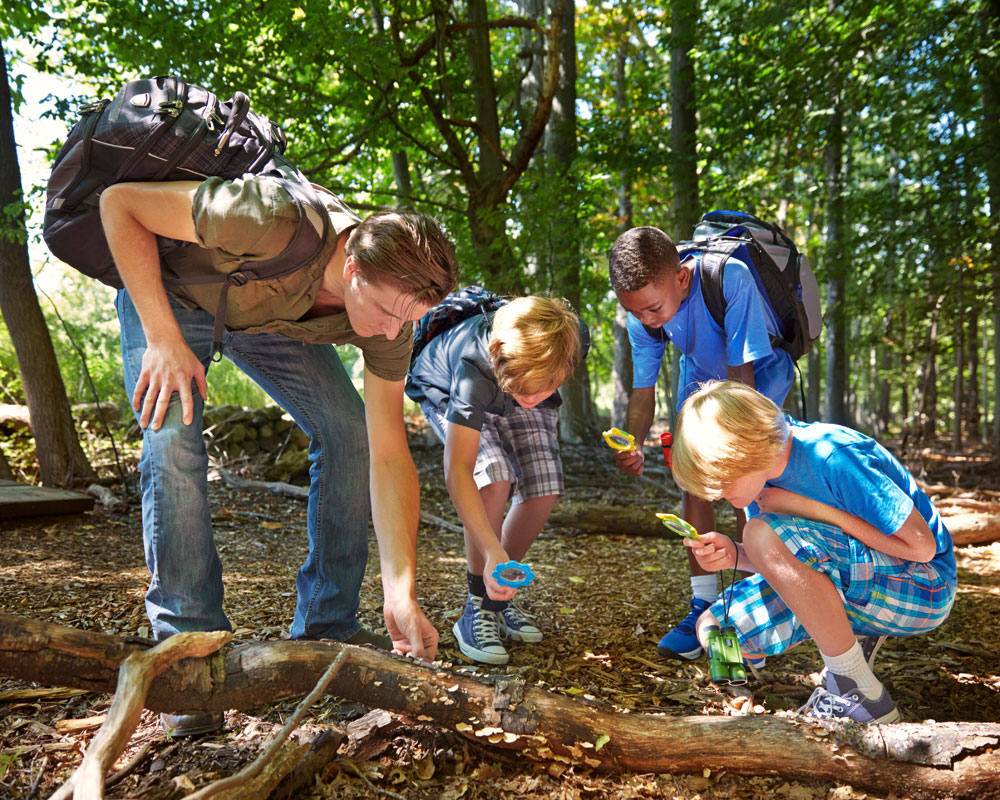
[{"xmin": 343, "ymin": 254, "xmax": 356, "ymax": 281}]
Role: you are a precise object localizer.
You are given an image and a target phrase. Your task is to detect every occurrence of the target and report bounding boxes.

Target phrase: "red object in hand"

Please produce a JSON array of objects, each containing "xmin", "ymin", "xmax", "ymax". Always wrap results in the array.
[{"xmin": 660, "ymin": 431, "xmax": 673, "ymax": 468}]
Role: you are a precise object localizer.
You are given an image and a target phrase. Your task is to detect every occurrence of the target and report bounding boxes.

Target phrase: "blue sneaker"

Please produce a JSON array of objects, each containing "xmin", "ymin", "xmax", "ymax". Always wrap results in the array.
[
  {"xmin": 657, "ymin": 597, "xmax": 712, "ymax": 660},
  {"xmin": 453, "ymin": 595, "xmax": 509, "ymax": 665},
  {"xmin": 500, "ymin": 598, "xmax": 542, "ymax": 643},
  {"xmin": 798, "ymin": 672, "xmax": 900, "ymax": 724}
]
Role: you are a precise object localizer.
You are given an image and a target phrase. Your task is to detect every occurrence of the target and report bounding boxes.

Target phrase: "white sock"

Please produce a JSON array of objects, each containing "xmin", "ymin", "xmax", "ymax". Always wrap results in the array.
[
  {"xmin": 690, "ymin": 575, "xmax": 719, "ymax": 603},
  {"xmin": 821, "ymin": 641, "xmax": 883, "ymax": 699}
]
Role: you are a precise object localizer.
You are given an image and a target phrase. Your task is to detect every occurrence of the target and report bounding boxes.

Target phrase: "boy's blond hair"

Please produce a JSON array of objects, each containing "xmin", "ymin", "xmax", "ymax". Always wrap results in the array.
[
  {"xmin": 488, "ymin": 296, "xmax": 582, "ymax": 396},
  {"xmin": 672, "ymin": 380, "xmax": 789, "ymax": 500}
]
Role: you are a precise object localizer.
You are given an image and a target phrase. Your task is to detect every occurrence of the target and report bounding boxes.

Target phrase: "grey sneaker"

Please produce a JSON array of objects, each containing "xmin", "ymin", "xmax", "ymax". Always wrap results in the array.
[
  {"xmin": 818, "ymin": 635, "xmax": 888, "ymax": 683},
  {"xmin": 798, "ymin": 673, "xmax": 900, "ymax": 724},
  {"xmin": 500, "ymin": 598, "xmax": 542, "ymax": 643},
  {"xmin": 160, "ymin": 711, "xmax": 224, "ymax": 737},
  {"xmin": 452, "ymin": 595, "xmax": 509, "ymax": 664}
]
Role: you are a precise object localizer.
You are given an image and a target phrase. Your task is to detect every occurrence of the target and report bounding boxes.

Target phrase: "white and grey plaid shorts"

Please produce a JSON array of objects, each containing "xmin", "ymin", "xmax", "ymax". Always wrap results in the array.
[{"xmin": 421, "ymin": 401, "xmax": 564, "ymax": 504}]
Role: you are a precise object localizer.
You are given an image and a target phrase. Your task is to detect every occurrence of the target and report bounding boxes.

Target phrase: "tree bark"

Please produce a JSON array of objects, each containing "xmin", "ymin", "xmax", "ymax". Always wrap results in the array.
[
  {"xmin": 611, "ymin": 45, "xmax": 634, "ymax": 430},
  {"xmin": 670, "ymin": 0, "xmax": 699, "ymax": 238},
  {"xmin": 0, "ymin": 48, "xmax": 97, "ymax": 488},
  {"xmin": 981, "ymin": 0, "xmax": 1000, "ymax": 453},
  {"xmin": 823, "ymin": 88, "xmax": 849, "ymax": 426},
  {"xmin": 2, "ymin": 613, "xmax": 999, "ymax": 799}
]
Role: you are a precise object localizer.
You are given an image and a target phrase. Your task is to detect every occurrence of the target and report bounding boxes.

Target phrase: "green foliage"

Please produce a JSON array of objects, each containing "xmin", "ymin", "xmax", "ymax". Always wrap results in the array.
[{"xmin": 3, "ymin": 0, "xmax": 997, "ymax": 439}]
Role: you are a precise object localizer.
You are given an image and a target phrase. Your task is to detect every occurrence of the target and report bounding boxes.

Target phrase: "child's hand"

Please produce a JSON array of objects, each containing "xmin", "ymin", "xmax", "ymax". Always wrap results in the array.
[
  {"xmin": 484, "ymin": 550, "xmax": 518, "ymax": 602},
  {"xmin": 613, "ymin": 447, "xmax": 645, "ymax": 476},
  {"xmin": 683, "ymin": 531, "xmax": 737, "ymax": 572}
]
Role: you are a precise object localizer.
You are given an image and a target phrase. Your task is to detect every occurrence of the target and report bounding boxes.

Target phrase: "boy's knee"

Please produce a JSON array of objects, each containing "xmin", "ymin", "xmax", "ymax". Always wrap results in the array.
[{"xmin": 742, "ymin": 517, "xmax": 781, "ymax": 562}]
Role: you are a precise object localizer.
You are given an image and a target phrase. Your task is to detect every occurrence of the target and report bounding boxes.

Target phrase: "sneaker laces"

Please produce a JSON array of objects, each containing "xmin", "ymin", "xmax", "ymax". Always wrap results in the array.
[
  {"xmin": 503, "ymin": 600, "xmax": 535, "ymax": 626},
  {"xmin": 673, "ymin": 605, "xmax": 702, "ymax": 636},
  {"xmin": 798, "ymin": 686, "xmax": 849, "ymax": 718},
  {"xmin": 472, "ymin": 607, "xmax": 505, "ymax": 644}
]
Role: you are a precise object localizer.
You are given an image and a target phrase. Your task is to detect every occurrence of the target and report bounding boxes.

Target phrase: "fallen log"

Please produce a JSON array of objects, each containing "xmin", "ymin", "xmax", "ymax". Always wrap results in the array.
[
  {"xmin": 939, "ymin": 511, "xmax": 1000, "ymax": 546},
  {"xmin": 216, "ymin": 469, "xmax": 465, "ymax": 534},
  {"xmin": 2, "ymin": 613, "xmax": 999, "ymax": 799}
]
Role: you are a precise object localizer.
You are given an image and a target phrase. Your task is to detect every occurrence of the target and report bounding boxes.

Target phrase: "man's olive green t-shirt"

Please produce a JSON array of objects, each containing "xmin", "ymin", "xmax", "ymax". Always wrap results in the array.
[{"xmin": 160, "ymin": 168, "xmax": 413, "ymax": 382}]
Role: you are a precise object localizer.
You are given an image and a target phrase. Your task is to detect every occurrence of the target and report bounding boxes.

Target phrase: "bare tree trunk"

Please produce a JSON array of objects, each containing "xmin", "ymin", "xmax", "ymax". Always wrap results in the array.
[
  {"xmin": 877, "ymin": 157, "xmax": 900, "ymax": 435},
  {"xmin": 544, "ymin": 0, "xmax": 597, "ymax": 444},
  {"xmin": 953, "ymin": 283, "xmax": 964, "ymax": 452},
  {"xmin": 984, "ymin": 0, "xmax": 1000, "ymax": 454},
  {"xmin": 670, "ymin": 0, "xmax": 699, "ymax": 238},
  {"xmin": 0, "ymin": 48, "xmax": 96, "ymax": 488},
  {"xmin": 918, "ymin": 294, "xmax": 945, "ymax": 441},
  {"xmin": 612, "ymin": 45, "xmax": 634, "ymax": 429},
  {"xmin": 823, "ymin": 88, "xmax": 849, "ymax": 426}
]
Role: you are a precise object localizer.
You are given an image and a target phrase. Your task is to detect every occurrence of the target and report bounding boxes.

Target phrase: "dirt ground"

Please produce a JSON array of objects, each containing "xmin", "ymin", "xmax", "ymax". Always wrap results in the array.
[{"xmin": 1, "ymin": 419, "xmax": 999, "ymax": 799}]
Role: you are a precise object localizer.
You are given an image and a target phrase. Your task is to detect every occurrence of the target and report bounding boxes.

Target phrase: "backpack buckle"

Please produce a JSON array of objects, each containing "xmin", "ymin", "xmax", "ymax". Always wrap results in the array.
[
  {"xmin": 227, "ymin": 271, "xmax": 249, "ymax": 287},
  {"xmin": 78, "ymin": 100, "xmax": 109, "ymax": 115},
  {"xmin": 156, "ymin": 100, "xmax": 184, "ymax": 118}
]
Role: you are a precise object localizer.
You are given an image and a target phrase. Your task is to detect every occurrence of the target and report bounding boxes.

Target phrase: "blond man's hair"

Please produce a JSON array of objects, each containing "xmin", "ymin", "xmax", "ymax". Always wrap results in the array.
[
  {"xmin": 488, "ymin": 296, "xmax": 582, "ymax": 396},
  {"xmin": 672, "ymin": 380, "xmax": 789, "ymax": 500}
]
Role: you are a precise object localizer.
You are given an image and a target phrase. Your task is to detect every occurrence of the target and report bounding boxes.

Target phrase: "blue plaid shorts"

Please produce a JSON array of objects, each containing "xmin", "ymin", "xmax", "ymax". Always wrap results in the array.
[
  {"xmin": 708, "ymin": 513, "xmax": 956, "ymax": 656},
  {"xmin": 421, "ymin": 402, "xmax": 563, "ymax": 504}
]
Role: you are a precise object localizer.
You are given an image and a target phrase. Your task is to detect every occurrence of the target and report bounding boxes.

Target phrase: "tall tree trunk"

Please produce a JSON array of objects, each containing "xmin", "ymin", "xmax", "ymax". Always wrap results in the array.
[
  {"xmin": 877, "ymin": 157, "xmax": 900, "ymax": 436},
  {"xmin": 823, "ymin": 93, "xmax": 849, "ymax": 426},
  {"xmin": 465, "ymin": 0, "xmax": 522, "ymax": 290},
  {"xmin": 983, "ymin": 0, "xmax": 1000, "ymax": 453},
  {"xmin": 668, "ymin": 0, "xmax": 698, "ymax": 433},
  {"xmin": 670, "ymin": 0, "xmax": 699, "ymax": 239},
  {"xmin": 611, "ymin": 46, "xmax": 634, "ymax": 429},
  {"xmin": 544, "ymin": 0, "xmax": 596, "ymax": 443},
  {"xmin": 0, "ymin": 49, "xmax": 96, "ymax": 488},
  {"xmin": 918, "ymin": 295, "xmax": 945, "ymax": 442},
  {"xmin": 952, "ymin": 272, "xmax": 964, "ymax": 452}
]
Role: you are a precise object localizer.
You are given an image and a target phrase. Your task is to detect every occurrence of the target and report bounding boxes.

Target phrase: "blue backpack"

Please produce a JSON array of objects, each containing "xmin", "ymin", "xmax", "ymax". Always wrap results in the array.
[
  {"xmin": 642, "ymin": 211, "xmax": 822, "ymax": 362},
  {"xmin": 410, "ymin": 285, "xmax": 508, "ymax": 364}
]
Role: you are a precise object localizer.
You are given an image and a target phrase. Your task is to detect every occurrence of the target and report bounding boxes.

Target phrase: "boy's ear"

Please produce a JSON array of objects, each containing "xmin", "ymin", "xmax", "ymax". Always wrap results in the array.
[
  {"xmin": 343, "ymin": 255, "xmax": 357, "ymax": 281},
  {"xmin": 676, "ymin": 261, "xmax": 692, "ymax": 289}
]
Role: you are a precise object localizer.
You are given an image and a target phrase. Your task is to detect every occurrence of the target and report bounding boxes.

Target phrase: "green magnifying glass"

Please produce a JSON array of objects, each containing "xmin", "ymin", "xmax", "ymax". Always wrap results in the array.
[{"xmin": 656, "ymin": 512, "xmax": 702, "ymax": 540}]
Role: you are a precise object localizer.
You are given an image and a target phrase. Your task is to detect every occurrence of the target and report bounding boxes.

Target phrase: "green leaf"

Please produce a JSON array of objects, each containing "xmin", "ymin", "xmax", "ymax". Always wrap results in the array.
[{"xmin": 594, "ymin": 733, "xmax": 610, "ymax": 752}]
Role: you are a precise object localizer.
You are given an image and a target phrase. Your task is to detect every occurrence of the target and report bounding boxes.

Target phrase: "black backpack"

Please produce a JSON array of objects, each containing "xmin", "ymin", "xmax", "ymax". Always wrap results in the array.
[
  {"xmin": 410, "ymin": 285, "xmax": 508, "ymax": 365},
  {"xmin": 43, "ymin": 75, "xmax": 329, "ymax": 356},
  {"xmin": 642, "ymin": 211, "xmax": 822, "ymax": 362}
]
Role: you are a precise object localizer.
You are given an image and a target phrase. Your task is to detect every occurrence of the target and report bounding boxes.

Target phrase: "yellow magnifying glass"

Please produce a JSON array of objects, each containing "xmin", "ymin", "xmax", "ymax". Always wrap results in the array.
[
  {"xmin": 602, "ymin": 427, "xmax": 636, "ymax": 452},
  {"xmin": 656, "ymin": 512, "xmax": 702, "ymax": 540}
]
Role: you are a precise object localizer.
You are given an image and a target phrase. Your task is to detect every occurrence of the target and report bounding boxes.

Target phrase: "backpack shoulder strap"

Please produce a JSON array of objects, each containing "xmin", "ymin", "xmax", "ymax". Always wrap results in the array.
[{"xmin": 697, "ymin": 237, "xmax": 743, "ymax": 330}]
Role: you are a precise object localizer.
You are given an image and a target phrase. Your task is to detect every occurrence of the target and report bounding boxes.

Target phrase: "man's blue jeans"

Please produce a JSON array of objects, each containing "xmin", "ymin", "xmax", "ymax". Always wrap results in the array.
[{"xmin": 117, "ymin": 290, "xmax": 369, "ymax": 641}]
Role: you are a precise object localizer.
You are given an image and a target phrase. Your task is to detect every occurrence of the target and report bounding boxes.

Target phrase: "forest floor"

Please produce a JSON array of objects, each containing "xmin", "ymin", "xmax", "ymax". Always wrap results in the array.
[{"xmin": 1, "ymin": 418, "xmax": 999, "ymax": 799}]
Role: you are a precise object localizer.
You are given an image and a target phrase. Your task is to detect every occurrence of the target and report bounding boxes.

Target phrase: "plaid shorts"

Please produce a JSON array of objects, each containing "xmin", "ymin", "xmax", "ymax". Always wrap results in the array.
[
  {"xmin": 421, "ymin": 401, "xmax": 563, "ymax": 504},
  {"xmin": 709, "ymin": 513, "xmax": 957, "ymax": 656}
]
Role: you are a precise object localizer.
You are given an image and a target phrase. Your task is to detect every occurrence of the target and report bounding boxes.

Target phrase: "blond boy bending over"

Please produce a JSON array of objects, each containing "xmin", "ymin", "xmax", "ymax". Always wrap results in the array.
[
  {"xmin": 671, "ymin": 381, "xmax": 955, "ymax": 723},
  {"xmin": 406, "ymin": 295, "xmax": 588, "ymax": 664}
]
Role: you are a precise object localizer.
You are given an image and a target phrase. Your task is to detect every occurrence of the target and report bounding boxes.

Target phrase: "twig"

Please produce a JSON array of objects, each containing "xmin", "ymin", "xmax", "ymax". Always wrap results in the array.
[
  {"xmin": 217, "ymin": 468, "xmax": 308, "ymax": 500},
  {"xmin": 185, "ymin": 650, "xmax": 349, "ymax": 799},
  {"xmin": 339, "ymin": 759, "xmax": 408, "ymax": 800},
  {"xmin": 104, "ymin": 741, "xmax": 153, "ymax": 789}
]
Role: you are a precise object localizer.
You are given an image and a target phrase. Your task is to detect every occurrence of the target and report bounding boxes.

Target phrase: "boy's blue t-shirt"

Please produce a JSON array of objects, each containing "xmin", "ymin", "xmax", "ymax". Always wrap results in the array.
[
  {"xmin": 627, "ymin": 254, "xmax": 794, "ymax": 410},
  {"xmin": 749, "ymin": 418, "xmax": 956, "ymax": 581}
]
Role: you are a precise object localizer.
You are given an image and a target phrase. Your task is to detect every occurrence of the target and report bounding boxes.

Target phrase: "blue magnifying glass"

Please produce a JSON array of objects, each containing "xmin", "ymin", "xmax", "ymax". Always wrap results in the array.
[{"xmin": 491, "ymin": 560, "xmax": 536, "ymax": 588}]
